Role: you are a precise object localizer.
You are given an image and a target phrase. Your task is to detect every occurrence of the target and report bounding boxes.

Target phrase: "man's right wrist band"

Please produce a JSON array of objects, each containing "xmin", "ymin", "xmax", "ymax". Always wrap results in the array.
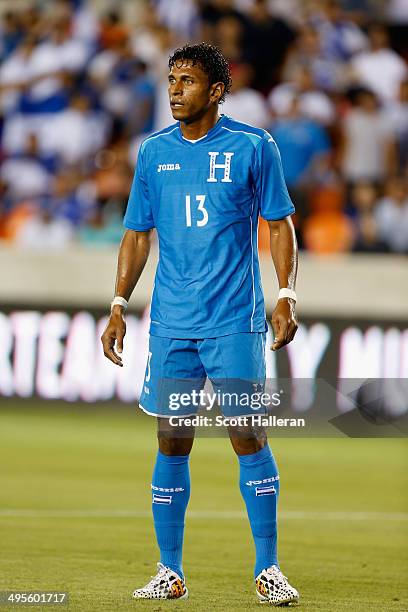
[{"xmin": 111, "ymin": 296, "xmax": 128, "ymax": 311}]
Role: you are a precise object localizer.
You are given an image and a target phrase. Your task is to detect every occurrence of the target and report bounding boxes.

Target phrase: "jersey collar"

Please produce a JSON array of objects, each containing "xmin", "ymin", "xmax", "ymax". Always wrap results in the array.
[{"xmin": 177, "ymin": 114, "xmax": 227, "ymax": 145}]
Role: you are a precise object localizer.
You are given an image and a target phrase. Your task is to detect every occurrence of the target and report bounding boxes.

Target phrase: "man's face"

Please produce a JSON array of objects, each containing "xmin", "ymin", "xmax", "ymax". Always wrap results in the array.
[{"xmin": 168, "ymin": 61, "xmax": 219, "ymax": 122}]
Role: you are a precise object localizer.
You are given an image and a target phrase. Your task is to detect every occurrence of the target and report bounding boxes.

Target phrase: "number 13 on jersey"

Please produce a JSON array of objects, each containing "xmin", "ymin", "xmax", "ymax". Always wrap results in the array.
[{"xmin": 185, "ymin": 194, "xmax": 208, "ymax": 227}]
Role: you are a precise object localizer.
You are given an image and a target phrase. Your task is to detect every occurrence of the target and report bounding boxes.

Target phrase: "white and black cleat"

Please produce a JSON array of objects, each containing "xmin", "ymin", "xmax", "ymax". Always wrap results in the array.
[
  {"xmin": 132, "ymin": 562, "xmax": 188, "ymax": 600},
  {"xmin": 255, "ymin": 565, "xmax": 299, "ymax": 606}
]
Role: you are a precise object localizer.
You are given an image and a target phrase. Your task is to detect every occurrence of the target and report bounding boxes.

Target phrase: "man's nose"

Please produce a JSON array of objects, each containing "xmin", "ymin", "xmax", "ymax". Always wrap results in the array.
[{"xmin": 172, "ymin": 81, "xmax": 183, "ymax": 96}]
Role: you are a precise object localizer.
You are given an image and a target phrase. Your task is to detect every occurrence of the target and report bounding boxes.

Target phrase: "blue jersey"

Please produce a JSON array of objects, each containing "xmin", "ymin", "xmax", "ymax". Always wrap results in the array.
[{"xmin": 124, "ymin": 114, "xmax": 294, "ymax": 339}]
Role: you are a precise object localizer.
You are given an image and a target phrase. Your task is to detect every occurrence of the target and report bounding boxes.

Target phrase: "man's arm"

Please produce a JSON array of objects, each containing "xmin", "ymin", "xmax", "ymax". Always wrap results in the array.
[
  {"xmin": 101, "ymin": 229, "xmax": 152, "ymax": 366},
  {"xmin": 268, "ymin": 216, "xmax": 298, "ymax": 351}
]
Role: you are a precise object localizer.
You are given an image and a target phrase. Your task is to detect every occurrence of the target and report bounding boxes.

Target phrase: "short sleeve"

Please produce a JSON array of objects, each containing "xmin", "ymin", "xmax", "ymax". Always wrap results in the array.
[
  {"xmin": 254, "ymin": 134, "xmax": 295, "ymax": 221},
  {"xmin": 123, "ymin": 145, "xmax": 155, "ymax": 231}
]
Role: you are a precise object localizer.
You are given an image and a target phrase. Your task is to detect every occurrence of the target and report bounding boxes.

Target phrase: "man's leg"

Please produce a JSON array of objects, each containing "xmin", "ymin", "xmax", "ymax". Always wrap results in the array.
[
  {"xmin": 138, "ymin": 335, "xmax": 204, "ymax": 578},
  {"xmin": 198, "ymin": 332, "xmax": 298, "ymax": 604},
  {"xmin": 229, "ymin": 423, "xmax": 298, "ymax": 604},
  {"xmin": 198, "ymin": 333, "xmax": 279, "ymax": 574},
  {"xmin": 134, "ymin": 336, "xmax": 205, "ymax": 600},
  {"xmin": 229, "ymin": 424, "xmax": 280, "ymax": 577},
  {"xmin": 151, "ymin": 418, "xmax": 195, "ymax": 579}
]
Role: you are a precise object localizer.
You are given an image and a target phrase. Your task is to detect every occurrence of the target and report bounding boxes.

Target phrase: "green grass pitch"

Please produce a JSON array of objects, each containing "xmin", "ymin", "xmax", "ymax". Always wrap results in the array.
[{"xmin": 0, "ymin": 402, "xmax": 407, "ymax": 611}]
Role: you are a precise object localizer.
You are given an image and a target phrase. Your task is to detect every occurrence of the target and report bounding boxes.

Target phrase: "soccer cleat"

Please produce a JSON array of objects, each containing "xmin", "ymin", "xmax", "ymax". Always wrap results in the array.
[
  {"xmin": 255, "ymin": 565, "xmax": 299, "ymax": 606},
  {"xmin": 132, "ymin": 562, "xmax": 188, "ymax": 600}
]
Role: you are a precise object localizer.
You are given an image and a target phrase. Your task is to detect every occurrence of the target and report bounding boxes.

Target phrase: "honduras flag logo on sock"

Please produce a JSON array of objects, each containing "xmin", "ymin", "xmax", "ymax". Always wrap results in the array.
[
  {"xmin": 255, "ymin": 485, "xmax": 276, "ymax": 497},
  {"xmin": 153, "ymin": 493, "xmax": 172, "ymax": 505}
]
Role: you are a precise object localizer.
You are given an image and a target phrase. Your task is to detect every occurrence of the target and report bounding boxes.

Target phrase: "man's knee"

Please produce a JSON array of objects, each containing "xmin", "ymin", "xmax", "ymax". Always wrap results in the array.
[
  {"xmin": 228, "ymin": 424, "xmax": 267, "ymax": 456},
  {"xmin": 157, "ymin": 418, "xmax": 195, "ymax": 456}
]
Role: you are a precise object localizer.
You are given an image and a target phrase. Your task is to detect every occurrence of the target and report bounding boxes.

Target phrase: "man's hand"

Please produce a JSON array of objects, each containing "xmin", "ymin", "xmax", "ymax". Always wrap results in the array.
[
  {"xmin": 101, "ymin": 306, "xmax": 126, "ymax": 366},
  {"xmin": 100, "ymin": 229, "xmax": 152, "ymax": 366},
  {"xmin": 271, "ymin": 298, "xmax": 298, "ymax": 351}
]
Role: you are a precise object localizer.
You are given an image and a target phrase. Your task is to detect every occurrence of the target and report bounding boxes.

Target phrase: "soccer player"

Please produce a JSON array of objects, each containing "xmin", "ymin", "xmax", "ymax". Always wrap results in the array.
[{"xmin": 101, "ymin": 43, "xmax": 299, "ymax": 606}]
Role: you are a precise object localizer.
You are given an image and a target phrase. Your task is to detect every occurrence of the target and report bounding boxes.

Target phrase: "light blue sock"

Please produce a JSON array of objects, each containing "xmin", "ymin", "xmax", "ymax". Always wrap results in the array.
[
  {"xmin": 151, "ymin": 450, "xmax": 190, "ymax": 579},
  {"xmin": 238, "ymin": 445, "xmax": 280, "ymax": 577}
]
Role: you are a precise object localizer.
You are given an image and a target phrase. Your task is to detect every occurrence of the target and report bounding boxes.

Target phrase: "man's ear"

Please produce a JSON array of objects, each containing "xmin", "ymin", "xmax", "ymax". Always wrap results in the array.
[{"xmin": 210, "ymin": 81, "xmax": 225, "ymax": 103}]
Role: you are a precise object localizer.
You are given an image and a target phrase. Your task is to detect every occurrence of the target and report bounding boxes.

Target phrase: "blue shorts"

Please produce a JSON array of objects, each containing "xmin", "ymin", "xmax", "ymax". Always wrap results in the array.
[{"xmin": 139, "ymin": 332, "xmax": 266, "ymax": 418}]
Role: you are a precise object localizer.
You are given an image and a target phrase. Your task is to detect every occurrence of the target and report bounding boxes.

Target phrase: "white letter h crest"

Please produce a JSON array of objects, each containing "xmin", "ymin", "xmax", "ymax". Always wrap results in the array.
[{"xmin": 207, "ymin": 151, "xmax": 234, "ymax": 183}]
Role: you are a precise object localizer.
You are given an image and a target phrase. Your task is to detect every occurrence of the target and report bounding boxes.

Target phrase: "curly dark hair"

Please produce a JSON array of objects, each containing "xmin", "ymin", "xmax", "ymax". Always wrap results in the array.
[{"xmin": 168, "ymin": 43, "xmax": 232, "ymax": 104}]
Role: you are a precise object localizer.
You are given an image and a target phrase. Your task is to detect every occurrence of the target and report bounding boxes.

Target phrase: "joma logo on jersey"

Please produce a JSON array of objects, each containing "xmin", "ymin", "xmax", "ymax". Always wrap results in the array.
[
  {"xmin": 207, "ymin": 151, "xmax": 234, "ymax": 183},
  {"xmin": 157, "ymin": 163, "xmax": 181, "ymax": 172}
]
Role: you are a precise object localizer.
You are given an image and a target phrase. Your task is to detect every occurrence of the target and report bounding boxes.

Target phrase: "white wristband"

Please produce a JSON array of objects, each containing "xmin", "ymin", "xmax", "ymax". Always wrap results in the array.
[
  {"xmin": 111, "ymin": 296, "xmax": 128, "ymax": 311},
  {"xmin": 278, "ymin": 288, "xmax": 297, "ymax": 302}
]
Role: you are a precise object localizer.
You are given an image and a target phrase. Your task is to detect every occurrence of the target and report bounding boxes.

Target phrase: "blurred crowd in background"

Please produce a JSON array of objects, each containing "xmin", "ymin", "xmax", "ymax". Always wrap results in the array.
[{"xmin": 0, "ymin": 0, "xmax": 407, "ymax": 254}]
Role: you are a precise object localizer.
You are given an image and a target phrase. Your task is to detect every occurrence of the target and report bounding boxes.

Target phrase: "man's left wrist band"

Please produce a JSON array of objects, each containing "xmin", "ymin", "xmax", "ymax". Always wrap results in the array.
[
  {"xmin": 278, "ymin": 288, "xmax": 297, "ymax": 302},
  {"xmin": 111, "ymin": 296, "xmax": 128, "ymax": 312}
]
